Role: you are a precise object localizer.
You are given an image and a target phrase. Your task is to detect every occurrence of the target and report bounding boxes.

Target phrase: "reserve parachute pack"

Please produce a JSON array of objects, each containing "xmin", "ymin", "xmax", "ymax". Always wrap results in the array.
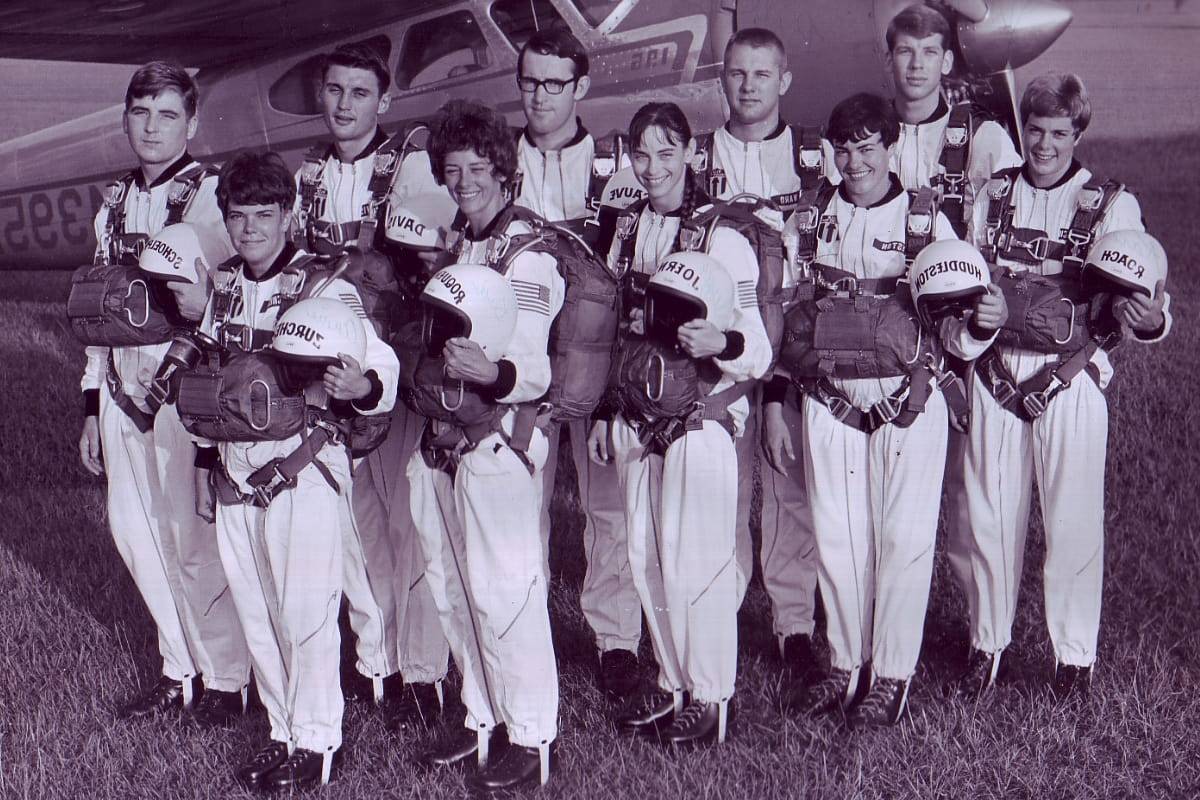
[
  {"xmin": 176, "ymin": 253, "xmax": 391, "ymax": 454},
  {"xmin": 779, "ymin": 186, "xmax": 968, "ymax": 432},
  {"xmin": 67, "ymin": 163, "xmax": 218, "ymax": 347},
  {"xmin": 446, "ymin": 203, "xmax": 622, "ymax": 422},
  {"xmin": 175, "ymin": 348, "xmax": 308, "ymax": 443},
  {"xmin": 975, "ymin": 167, "xmax": 1128, "ymax": 420}
]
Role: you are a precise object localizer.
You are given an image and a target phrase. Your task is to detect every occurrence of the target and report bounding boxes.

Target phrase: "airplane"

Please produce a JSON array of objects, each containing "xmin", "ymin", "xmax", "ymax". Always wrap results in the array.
[{"xmin": 0, "ymin": 0, "xmax": 1072, "ymax": 270}]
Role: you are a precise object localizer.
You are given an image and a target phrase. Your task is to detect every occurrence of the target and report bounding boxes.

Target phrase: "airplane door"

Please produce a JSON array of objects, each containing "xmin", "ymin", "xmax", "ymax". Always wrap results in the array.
[{"xmin": 735, "ymin": 0, "xmax": 891, "ymax": 126}]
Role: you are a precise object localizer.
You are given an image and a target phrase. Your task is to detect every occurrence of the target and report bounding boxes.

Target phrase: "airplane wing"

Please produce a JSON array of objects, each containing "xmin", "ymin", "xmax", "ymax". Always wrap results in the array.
[{"xmin": 0, "ymin": 0, "xmax": 440, "ymax": 67}]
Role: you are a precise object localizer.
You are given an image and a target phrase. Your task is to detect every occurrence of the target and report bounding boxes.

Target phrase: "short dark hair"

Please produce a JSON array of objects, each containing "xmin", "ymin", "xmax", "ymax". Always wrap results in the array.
[
  {"xmin": 428, "ymin": 100, "xmax": 519, "ymax": 185},
  {"xmin": 125, "ymin": 61, "xmax": 199, "ymax": 118},
  {"xmin": 1020, "ymin": 72, "xmax": 1092, "ymax": 134},
  {"xmin": 519, "ymin": 28, "xmax": 589, "ymax": 79},
  {"xmin": 217, "ymin": 151, "xmax": 296, "ymax": 215},
  {"xmin": 321, "ymin": 42, "xmax": 391, "ymax": 95},
  {"xmin": 827, "ymin": 93, "xmax": 900, "ymax": 147},
  {"xmin": 723, "ymin": 27, "xmax": 788, "ymax": 69},
  {"xmin": 885, "ymin": 4, "xmax": 952, "ymax": 51}
]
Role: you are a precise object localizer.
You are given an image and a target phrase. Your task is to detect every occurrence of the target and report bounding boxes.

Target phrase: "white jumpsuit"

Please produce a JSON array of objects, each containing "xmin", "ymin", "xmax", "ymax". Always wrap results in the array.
[
  {"xmin": 81, "ymin": 156, "xmax": 249, "ymax": 694},
  {"xmin": 959, "ymin": 164, "xmax": 1171, "ymax": 667},
  {"xmin": 201, "ymin": 247, "xmax": 400, "ymax": 752},
  {"xmin": 793, "ymin": 178, "xmax": 993, "ymax": 681},
  {"xmin": 295, "ymin": 131, "xmax": 451, "ymax": 687},
  {"xmin": 703, "ymin": 123, "xmax": 821, "ymax": 639},
  {"xmin": 513, "ymin": 125, "xmax": 643, "ymax": 657},
  {"xmin": 605, "ymin": 205, "xmax": 772, "ymax": 703},
  {"xmin": 407, "ymin": 214, "xmax": 565, "ymax": 748}
]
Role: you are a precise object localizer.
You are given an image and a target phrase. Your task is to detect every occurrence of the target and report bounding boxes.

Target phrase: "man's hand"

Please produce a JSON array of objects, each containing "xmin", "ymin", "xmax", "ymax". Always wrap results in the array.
[
  {"xmin": 970, "ymin": 284, "xmax": 1009, "ymax": 332},
  {"xmin": 195, "ymin": 467, "xmax": 216, "ymax": 523},
  {"xmin": 678, "ymin": 319, "xmax": 726, "ymax": 359},
  {"xmin": 443, "ymin": 338, "xmax": 500, "ymax": 385},
  {"xmin": 1115, "ymin": 279, "xmax": 1167, "ymax": 334},
  {"xmin": 587, "ymin": 419, "xmax": 612, "ymax": 465},
  {"xmin": 762, "ymin": 402, "xmax": 795, "ymax": 477},
  {"xmin": 324, "ymin": 354, "xmax": 372, "ymax": 401},
  {"xmin": 79, "ymin": 416, "xmax": 103, "ymax": 476}
]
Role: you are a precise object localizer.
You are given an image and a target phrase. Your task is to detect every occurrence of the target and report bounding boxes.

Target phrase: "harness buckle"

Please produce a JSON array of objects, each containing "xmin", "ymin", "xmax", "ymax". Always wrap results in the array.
[
  {"xmin": 824, "ymin": 394, "xmax": 854, "ymax": 422},
  {"xmin": 989, "ymin": 373, "xmax": 1019, "ymax": 407},
  {"xmin": 869, "ymin": 395, "xmax": 900, "ymax": 427},
  {"xmin": 252, "ymin": 463, "xmax": 294, "ymax": 507},
  {"xmin": 1020, "ymin": 390, "xmax": 1049, "ymax": 418},
  {"xmin": 1076, "ymin": 184, "xmax": 1104, "ymax": 212},
  {"xmin": 827, "ymin": 275, "xmax": 859, "ymax": 294},
  {"xmin": 940, "ymin": 171, "xmax": 966, "ymax": 202}
]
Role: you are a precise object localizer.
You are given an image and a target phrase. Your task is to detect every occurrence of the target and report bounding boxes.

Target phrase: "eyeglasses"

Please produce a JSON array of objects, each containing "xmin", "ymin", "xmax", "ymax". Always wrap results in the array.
[{"xmin": 516, "ymin": 75, "xmax": 578, "ymax": 95}]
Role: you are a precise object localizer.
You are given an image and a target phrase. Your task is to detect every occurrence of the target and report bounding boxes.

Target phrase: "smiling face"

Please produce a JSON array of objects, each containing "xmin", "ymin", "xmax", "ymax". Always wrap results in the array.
[
  {"xmin": 441, "ymin": 149, "xmax": 508, "ymax": 232},
  {"xmin": 630, "ymin": 124, "xmax": 694, "ymax": 212},
  {"xmin": 319, "ymin": 64, "xmax": 390, "ymax": 149},
  {"xmin": 518, "ymin": 49, "xmax": 588, "ymax": 142},
  {"xmin": 721, "ymin": 43, "xmax": 791, "ymax": 129},
  {"xmin": 1022, "ymin": 113, "xmax": 1079, "ymax": 187},
  {"xmin": 225, "ymin": 203, "xmax": 291, "ymax": 274},
  {"xmin": 122, "ymin": 89, "xmax": 196, "ymax": 172},
  {"xmin": 833, "ymin": 131, "xmax": 892, "ymax": 206},
  {"xmin": 887, "ymin": 33, "xmax": 952, "ymax": 105}
]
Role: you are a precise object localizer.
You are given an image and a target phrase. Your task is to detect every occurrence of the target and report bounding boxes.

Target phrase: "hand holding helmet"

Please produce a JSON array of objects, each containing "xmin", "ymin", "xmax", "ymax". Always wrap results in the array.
[
  {"xmin": 1081, "ymin": 230, "xmax": 1169, "ymax": 334},
  {"xmin": 908, "ymin": 239, "xmax": 1001, "ymax": 331},
  {"xmin": 645, "ymin": 251, "xmax": 735, "ymax": 357},
  {"xmin": 419, "ymin": 263, "xmax": 519, "ymax": 386}
]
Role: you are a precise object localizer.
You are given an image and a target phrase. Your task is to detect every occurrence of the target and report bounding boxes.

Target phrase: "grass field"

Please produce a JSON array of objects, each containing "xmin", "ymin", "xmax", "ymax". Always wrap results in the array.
[{"xmin": 1, "ymin": 134, "xmax": 1197, "ymax": 800}]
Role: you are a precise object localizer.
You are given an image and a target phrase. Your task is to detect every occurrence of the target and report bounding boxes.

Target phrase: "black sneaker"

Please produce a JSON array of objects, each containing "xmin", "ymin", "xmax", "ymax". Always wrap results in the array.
[
  {"xmin": 117, "ymin": 676, "xmax": 201, "ymax": 719},
  {"xmin": 846, "ymin": 677, "xmax": 910, "ymax": 730},
  {"xmin": 262, "ymin": 747, "xmax": 342, "ymax": 791},
  {"xmin": 419, "ymin": 724, "xmax": 509, "ymax": 771},
  {"xmin": 785, "ymin": 668, "xmax": 855, "ymax": 717},
  {"xmin": 781, "ymin": 633, "xmax": 817, "ymax": 676},
  {"xmin": 191, "ymin": 687, "xmax": 245, "ymax": 727},
  {"xmin": 662, "ymin": 699, "xmax": 732, "ymax": 747},
  {"xmin": 956, "ymin": 648, "xmax": 1002, "ymax": 698},
  {"xmin": 234, "ymin": 740, "xmax": 290, "ymax": 791},
  {"xmin": 614, "ymin": 691, "xmax": 684, "ymax": 736},
  {"xmin": 598, "ymin": 649, "xmax": 640, "ymax": 700},
  {"xmin": 466, "ymin": 742, "xmax": 552, "ymax": 793},
  {"xmin": 385, "ymin": 681, "xmax": 444, "ymax": 733}
]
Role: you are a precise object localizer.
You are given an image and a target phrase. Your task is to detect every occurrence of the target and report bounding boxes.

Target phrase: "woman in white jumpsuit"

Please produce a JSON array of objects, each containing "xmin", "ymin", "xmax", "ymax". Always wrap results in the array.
[{"xmin": 588, "ymin": 102, "xmax": 772, "ymax": 747}]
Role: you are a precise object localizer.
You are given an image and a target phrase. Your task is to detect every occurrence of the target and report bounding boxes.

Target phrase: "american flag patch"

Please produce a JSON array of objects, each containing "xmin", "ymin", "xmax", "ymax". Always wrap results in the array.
[
  {"xmin": 339, "ymin": 292, "xmax": 369, "ymax": 320},
  {"xmin": 737, "ymin": 280, "xmax": 758, "ymax": 309},
  {"xmin": 511, "ymin": 279, "xmax": 551, "ymax": 316}
]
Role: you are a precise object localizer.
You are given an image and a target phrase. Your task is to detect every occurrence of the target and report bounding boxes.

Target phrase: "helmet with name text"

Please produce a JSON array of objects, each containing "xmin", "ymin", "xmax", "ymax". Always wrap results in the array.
[
  {"xmin": 644, "ymin": 250, "xmax": 735, "ymax": 346},
  {"xmin": 420, "ymin": 263, "xmax": 518, "ymax": 362},
  {"xmin": 1081, "ymin": 230, "xmax": 1167, "ymax": 299},
  {"xmin": 269, "ymin": 296, "xmax": 367, "ymax": 394},
  {"xmin": 384, "ymin": 191, "xmax": 458, "ymax": 251},
  {"xmin": 908, "ymin": 239, "xmax": 991, "ymax": 330},
  {"xmin": 138, "ymin": 223, "xmax": 228, "ymax": 285}
]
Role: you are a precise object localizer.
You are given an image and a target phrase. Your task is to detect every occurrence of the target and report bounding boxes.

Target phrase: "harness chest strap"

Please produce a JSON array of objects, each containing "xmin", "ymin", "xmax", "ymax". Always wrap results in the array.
[
  {"xmin": 976, "ymin": 335, "xmax": 1107, "ymax": 422},
  {"xmin": 212, "ymin": 420, "xmax": 342, "ymax": 508},
  {"xmin": 104, "ymin": 349, "xmax": 156, "ymax": 433},
  {"xmin": 622, "ymin": 379, "xmax": 751, "ymax": 456},
  {"xmin": 800, "ymin": 355, "xmax": 969, "ymax": 433},
  {"xmin": 937, "ymin": 103, "xmax": 973, "ymax": 234}
]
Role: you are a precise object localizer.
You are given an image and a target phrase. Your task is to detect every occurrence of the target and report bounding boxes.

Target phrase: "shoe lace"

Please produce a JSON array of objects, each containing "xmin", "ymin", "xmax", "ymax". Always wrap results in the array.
[
  {"xmin": 673, "ymin": 701, "xmax": 708, "ymax": 729},
  {"xmin": 858, "ymin": 680, "xmax": 900, "ymax": 715}
]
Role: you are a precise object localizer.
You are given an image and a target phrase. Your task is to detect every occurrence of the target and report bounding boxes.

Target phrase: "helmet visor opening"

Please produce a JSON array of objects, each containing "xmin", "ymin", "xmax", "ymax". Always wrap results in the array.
[
  {"xmin": 268, "ymin": 354, "xmax": 331, "ymax": 396},
  {"xmin": 421, "ymin": 300, "xmax": 471, "ymax": 358},
  {"xmin": 1082, "ymin": 269, "xmax": 1147, "ymax": 300},
  {"xmin": 644, "ymin": 287, "xmax": 707, "ymax": 348}
]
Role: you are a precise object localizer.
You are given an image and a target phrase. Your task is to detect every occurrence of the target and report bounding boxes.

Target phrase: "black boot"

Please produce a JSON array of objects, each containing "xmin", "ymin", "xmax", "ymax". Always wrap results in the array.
[
  {"xmin": 262, "ymin": 747, "xmax": 342, "ymax": 791},
  {"xmin": 662, "ymin": 699, "xmax": 732, "ymax": 747},
  {"xmin": 117, "ymin": 675, "xmax": 201, "ymax": 719},
  {"xmin": 191, "ymin": 687, "xmax": 246, "ymax": 727},
  {"xmin": 598, "ymin": 649, "xmax": 640, "ymax": 701},
  {"xmin": 1051, "ymin": 663, "xmax": 1092, "ymax": 701},
  {"xmin": 614, "ymin": 691, "xmax": 684, "ymax": 737},
  {"xmin": 385, "ymin": 681, "xmax": 444, "ymax": 733},
  {"xmin": 234, "ymin": 740, "xmax": 290, "ymax": 791},
  {"xmin": 466, "ymin": 742, "xmax": 552, "ymax": 793},
  {"xmin": 956, "ymin": 648, "xmax": 1003, "ymax": 698},
  {"xmin": 846, "ymin": 677, "xmax": 910, "ymax": 730},
  {"xmin": 419, "ymin": 724, "xmax": 508, "ymax": 771}
]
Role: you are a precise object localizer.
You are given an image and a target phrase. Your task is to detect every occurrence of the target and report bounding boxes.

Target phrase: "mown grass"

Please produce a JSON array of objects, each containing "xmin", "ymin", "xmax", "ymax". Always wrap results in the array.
[{"xmin": 1, "ymin": 135, "xmax": 1197, "ymax": 799}]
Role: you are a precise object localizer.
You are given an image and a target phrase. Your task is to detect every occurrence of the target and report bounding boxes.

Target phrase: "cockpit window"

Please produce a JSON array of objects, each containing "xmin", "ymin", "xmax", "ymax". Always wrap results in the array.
[
  {"xmin": 491, "ymin": 0, "xmax": 569, "ymax": 50},
  {"xmin": 268, "ymin": 36, "xmax": 391, "ymax": 116},
  {"xmin": 394, "ymin": 11, "xmax": 491, "ymax": 91},
  {"xmin": 569, "ymin": 0, "xmax": 625, "ymax": 27}
]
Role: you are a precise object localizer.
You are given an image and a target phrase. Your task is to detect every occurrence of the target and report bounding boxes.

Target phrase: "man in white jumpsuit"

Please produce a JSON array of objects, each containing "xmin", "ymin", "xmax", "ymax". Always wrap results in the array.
[
  {"xmin": 77, "ymin": 61, "xmax": 249, "ymax": 726},
  {"xmin": 696, "ymin": 27, "xmax": 826, "ymax": 685},
  {"xmin": 956, "ymin": 73, "xmax": 1171, "ymax": 699},
  {"xmin": 406, "ymin": 100, "xmax": 563, "ymax": 793},
  {"xmin": 768, "ymin": 93, "xmax": 1002, "ymax": 728},
  {"xmin": 294, "ymin": 43, "xmax": 450, "ymax": 723},
  {"xmin": 512, "ymin": 27, "xmax": 642, "ymax": 699},
  {"xmin": 193, "ymin": 151, "xmax": 398, "ymax": 791}
]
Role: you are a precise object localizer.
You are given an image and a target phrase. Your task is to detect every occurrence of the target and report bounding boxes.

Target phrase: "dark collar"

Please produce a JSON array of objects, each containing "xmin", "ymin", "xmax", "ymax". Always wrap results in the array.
[
  {"xmin": 243, "ymin": 243, "xmax": 298, "ymax": 282},
  {"xmin": 893, "ymin": 96, "xmax": 950, "ymax": 127},
  {"xmin": 136, "ymin": 151, "xmax": 194, "ymax": 190},
  {"xmin": 838, "ymin": 173, "xmax": 905, "ymax": 209},
  {"xmin": 465, "ymin": 204, "xmax": 513, "ymax": 242},
  {"xmin": 722, "ymin": 119, "xmax": 788, "ymax": 141},
  {"xmin": 521, "ymin": 117, "xmax": 590, "ymax": 151},
  {"xmin": 326, "ymin": 127, "xmax": 389, "ymax": 164},
  {"xmin": 1021, "ymin": 158, "xmax": 1084, "ymax": 191}
]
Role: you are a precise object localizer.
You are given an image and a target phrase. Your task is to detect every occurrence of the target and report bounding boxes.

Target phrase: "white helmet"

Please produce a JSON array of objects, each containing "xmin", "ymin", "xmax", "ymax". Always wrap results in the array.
[
  {"xmin": 139, "ymin": 223, "xmax": 227, "ymax": 284},
  {"xmin": 597, "ymin": 166, "xmax": 647, "ymax": 211},
  {"xmin": 420, "ymin": 264, "xmax": 518, "ymax": 362},
  {"xmin": 1082, "ymin": 230, "xmax": 1167, "ymax": 298},
  {"xmin": 645, "ymin": 251, "xmax": 735, "ymax": 345},
  {"xmin": 384, "ymin": 191, "xmax": 458, "ymax": 251},
  {"xmin": 272, "ymin": 297, "xmax": 367, "ymax": 368},
  {"xmin": 908, "ymin": 239, "xmax": 991, "ymax": 329}
]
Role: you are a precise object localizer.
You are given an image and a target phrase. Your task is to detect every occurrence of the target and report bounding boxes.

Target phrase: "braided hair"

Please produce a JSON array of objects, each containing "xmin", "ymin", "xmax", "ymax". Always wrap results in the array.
[{"xmin": 628, "ymin": 102, "xmax": 704, "ymax": 251}]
